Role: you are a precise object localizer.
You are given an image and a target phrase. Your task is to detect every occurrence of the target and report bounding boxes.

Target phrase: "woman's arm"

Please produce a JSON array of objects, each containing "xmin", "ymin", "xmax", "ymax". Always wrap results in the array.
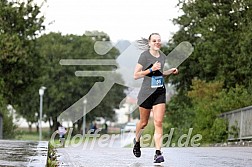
[
  {"xmin": 163, "ymin": 68, "xmax": 178, "ymax": 76},
  {"xmin": 134, "ymin": 61, "xmax": 162, "ymax": 80},
  {"xmin": 134, "ymin": 63, "xmax": 150, "ymax": 80}
]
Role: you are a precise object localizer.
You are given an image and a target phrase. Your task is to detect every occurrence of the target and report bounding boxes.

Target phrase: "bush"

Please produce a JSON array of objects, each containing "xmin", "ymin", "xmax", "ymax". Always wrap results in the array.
[
  {"xmin": 210, "ymin": 118, "xmax": 228, "ymax": 143},
  {"xmin": 47, "ymin": 142, "xmax": 58, "ymax": 167},
  {"xmin": 0, "ymin": 95, "xmax": 16, "ymax": 139}
]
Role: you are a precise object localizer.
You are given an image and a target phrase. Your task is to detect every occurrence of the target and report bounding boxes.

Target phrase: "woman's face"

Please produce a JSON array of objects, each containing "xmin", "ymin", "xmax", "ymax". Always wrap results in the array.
[{"xmin": 149, "ymin": 34, "xmax": 161, "ymax": 51}]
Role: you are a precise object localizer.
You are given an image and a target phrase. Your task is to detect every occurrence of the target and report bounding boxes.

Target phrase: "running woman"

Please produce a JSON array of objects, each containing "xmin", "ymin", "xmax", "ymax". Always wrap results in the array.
[{"xmin": 133, "ymin": 33, "xmax": 178, "ymax": 163}]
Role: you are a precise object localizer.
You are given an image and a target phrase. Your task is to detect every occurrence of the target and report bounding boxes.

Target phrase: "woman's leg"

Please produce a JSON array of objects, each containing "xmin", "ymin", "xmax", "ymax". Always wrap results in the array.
[
  {"xmin": 133, "ymin": 106, "xmax": 151, "ymax": 158},
  {"xmin": 152, "ymin": 103, "xmax": 166, "ymax": 151},
  {"xmin": 135, "ymin": 107, "xmax": 151, "ymax": 142}
]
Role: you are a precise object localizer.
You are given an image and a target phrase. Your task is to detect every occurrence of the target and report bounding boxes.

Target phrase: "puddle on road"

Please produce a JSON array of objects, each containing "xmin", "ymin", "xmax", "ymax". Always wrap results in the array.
[{"xmin": 0, "ymin": 140, "xmax": 48, "ymax": 166}]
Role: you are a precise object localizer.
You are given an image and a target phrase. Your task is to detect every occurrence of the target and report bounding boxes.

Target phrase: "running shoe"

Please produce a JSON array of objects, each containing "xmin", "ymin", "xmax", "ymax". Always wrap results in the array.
[
  {"xmin": 154, "ymin": 153, "xmax": 164, "ymax": 163},
  {"xmin": 133, "ymin": 138, "xmax": 141, "ymax": 158}
]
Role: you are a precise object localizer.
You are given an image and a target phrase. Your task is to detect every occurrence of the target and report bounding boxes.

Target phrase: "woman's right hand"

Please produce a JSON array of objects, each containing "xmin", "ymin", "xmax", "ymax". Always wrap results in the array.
[{"xmin": 151, "ymin": 61, "xmax": 161, "ymax": 71}]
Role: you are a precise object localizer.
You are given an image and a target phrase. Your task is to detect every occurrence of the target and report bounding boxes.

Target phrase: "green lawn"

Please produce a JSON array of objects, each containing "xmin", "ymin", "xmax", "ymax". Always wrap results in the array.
[{"xmin": 15, "ymin": 129, "xmax": 106, "ymax": 147}]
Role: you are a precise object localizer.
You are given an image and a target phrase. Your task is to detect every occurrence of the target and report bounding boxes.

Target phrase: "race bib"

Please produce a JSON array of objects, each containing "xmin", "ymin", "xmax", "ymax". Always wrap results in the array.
[{"xmin": 151, "ymin": 76, "xmax": 164, "ymax": 88}]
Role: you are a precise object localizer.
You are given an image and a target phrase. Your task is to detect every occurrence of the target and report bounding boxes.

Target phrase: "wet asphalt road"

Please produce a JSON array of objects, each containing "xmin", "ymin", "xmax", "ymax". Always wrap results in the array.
[{"xmin": 56, "ymin": 135, "xmax": 252, "ymax": 167}]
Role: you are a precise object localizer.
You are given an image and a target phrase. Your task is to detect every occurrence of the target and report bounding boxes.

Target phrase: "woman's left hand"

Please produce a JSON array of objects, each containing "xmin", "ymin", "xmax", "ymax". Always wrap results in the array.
[
  {"xmin": 163, "ymin": 68, "xmax": 179, "ymax": 76},
  {"xmin": 171, "ymin": 68, "xmax": 178, "ymax": 74}
]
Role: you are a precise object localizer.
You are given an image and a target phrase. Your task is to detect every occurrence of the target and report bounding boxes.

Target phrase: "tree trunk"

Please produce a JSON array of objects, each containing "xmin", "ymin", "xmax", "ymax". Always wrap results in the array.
[{"xmin": 28, "ymin": 123, "xmax": 32, "ymax": 133}]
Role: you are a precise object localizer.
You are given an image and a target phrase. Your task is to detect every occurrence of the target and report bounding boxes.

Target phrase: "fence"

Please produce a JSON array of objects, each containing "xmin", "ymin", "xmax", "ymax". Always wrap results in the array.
[{"xmin": 220, "ymin": 105, "xmax": 252, "ymax": 141}]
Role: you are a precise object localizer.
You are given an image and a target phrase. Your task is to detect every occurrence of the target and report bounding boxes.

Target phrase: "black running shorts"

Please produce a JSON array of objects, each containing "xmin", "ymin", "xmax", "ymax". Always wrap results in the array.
[{"xmin": 139, "ymin": 88, "xmax": 166, "ymax": 109}]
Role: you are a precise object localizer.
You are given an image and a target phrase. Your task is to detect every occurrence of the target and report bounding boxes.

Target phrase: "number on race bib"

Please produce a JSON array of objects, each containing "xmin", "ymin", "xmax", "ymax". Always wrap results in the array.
[{"xmin": 151, "ymin": 76, "xmax": 164, "ymax": 88}]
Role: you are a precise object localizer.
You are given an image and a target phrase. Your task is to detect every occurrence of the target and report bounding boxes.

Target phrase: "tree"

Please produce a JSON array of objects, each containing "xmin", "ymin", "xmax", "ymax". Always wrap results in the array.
[
  {"xmin": 165, "ymin": 0, "xmax": 252, "ymax": 92},
  {"xmin": 0, "ymin": 0, "xmax": 45, "ymax": 137},
  {"xmin": 31, "ymin": 32, "xmax": 126, "ymax": 132},
  {"xmin": 163, "ymin": 0, "xmax": 252, "ymax": 143},
  {"xmin": 0, "ymin": 0, "xmax": 45, "ymax": 104}
]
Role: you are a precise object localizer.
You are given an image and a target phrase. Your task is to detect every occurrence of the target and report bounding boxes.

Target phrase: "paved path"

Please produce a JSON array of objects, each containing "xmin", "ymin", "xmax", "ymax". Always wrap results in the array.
[
  {"xmin": 0, "ymin": 140, "xmax": 48, "ymax": 167},
  {"xmin": 56, "ymin": 135, "xmax": 252, "ymax": 167}
]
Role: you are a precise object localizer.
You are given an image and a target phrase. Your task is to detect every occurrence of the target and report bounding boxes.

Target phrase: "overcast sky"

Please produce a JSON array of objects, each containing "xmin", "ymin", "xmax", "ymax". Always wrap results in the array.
[{"xmin": 37, "ymin": 0, "xmax": 182, "ymax": 42}]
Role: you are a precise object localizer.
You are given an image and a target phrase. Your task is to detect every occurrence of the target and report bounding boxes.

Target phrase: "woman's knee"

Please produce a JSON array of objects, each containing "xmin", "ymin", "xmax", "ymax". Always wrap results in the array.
[
  {"xmin": 139, "ymin": 121, "xmax": 148, "ymax": 128},
  {"xmin": 154, "ymin": 120, "xmax": 163, "ymax": 127}
]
